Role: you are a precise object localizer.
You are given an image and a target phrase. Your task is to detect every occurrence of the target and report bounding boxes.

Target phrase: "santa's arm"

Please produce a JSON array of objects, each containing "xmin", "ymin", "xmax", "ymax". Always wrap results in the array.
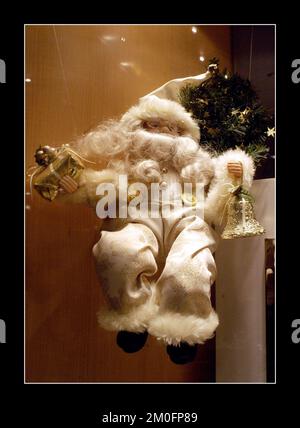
[
  {"xmin": 57, "ymin": 168, "xmax": 119, "ymax": 208},
  {"xmin": 205, "ymin": 148, "xmax": 255, "ymax": 225}
]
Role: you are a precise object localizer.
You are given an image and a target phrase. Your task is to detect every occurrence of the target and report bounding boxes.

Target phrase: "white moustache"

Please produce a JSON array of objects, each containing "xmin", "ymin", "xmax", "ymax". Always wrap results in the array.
[{"xmin": 132, "ymin": 129, "xmax": 197, "ymax": 162}]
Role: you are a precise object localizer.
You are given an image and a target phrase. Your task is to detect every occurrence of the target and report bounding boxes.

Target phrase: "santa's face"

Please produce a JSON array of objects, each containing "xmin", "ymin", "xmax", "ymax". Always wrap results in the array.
[{"xmin": 142, "ymin": 118, "xmax": 185, "ymax": 137}]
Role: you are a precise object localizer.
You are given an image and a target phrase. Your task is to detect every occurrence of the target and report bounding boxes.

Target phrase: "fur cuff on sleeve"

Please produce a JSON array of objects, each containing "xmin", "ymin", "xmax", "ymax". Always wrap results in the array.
[
  {"xmin": 205, "ymin": 149, "xmax": 255, "ymax": 225},
  {"xmin": 213, "ymin": 148, "xmax": 255, "ymax": 189}
]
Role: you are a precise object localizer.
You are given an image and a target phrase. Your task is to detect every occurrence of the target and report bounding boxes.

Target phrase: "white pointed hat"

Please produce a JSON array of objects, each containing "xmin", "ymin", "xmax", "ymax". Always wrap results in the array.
[
  {"xmin": 140, "ymin": 65, "xmax": 216, "ymax": 102},
  {"xmin": 120, "ymin": 65, "xmax": 217, "ymax": 142}
]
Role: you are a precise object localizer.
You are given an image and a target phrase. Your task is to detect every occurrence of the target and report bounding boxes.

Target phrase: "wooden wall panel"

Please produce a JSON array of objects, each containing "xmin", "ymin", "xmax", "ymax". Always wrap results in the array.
[{"xmin": 25, "ymin": 25, "xmax": 231, "ymax": 382}]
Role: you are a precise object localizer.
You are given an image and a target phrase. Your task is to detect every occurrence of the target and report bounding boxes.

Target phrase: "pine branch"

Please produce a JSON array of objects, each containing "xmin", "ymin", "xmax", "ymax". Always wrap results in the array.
[{"xmin": 178, "ymin": 62, "xmax": 274, "ymax": 166}]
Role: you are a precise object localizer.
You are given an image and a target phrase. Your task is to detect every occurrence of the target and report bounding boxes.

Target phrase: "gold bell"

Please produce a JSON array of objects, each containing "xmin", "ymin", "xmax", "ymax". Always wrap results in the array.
[{"xmin": 221, "ymin": 191, "xmax": 265, "ymax": 239}]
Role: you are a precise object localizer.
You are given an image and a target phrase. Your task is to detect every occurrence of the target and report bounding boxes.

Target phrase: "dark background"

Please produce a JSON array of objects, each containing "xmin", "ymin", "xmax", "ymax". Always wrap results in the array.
[
  {"xmin": 232, "ymin": 25, "xmax": 275, "ymax": 179},
  {"xmin": 232, "ymin": 26, "xmax": 275, "ymax": 112},
  {"xmin": 0, "ymin": 7, "xmax": 299, "ymax": 425}
]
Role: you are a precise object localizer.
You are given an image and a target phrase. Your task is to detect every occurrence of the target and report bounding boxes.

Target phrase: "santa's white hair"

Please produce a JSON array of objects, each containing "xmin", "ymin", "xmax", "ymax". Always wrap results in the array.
[{"xmin": 72, "ymin": 95, "xmax": 214, "ymax": 188}]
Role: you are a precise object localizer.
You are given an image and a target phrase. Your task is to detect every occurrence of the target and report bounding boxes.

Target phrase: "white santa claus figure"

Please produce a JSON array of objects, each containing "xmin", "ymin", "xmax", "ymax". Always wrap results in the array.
[{"xmin": 57, "ymin": 71, "xmax": 255, "ymax": 364}]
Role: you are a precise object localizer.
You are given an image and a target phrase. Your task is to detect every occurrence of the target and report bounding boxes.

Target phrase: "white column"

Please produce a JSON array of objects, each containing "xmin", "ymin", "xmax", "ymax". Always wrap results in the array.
[{"xmin": 215, "ymin": 178, "xmax": 275, "ymax": 383}]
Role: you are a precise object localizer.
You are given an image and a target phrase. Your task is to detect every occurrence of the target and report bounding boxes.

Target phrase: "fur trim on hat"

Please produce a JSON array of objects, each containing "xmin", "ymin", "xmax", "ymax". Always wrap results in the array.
[
  {"xmin": 120, "ymin": 95, "xmax": 200, "ymax": 142},
  {"xmin": 148, "ymin": 310, "xmax": 219, "ymax": 346}
]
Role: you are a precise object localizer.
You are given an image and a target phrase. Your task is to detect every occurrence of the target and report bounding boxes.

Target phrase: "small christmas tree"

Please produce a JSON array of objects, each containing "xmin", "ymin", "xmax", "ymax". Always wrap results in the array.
[{"xmin": 179, "ymin": 58, "xmax": 274, "ymax": 166}]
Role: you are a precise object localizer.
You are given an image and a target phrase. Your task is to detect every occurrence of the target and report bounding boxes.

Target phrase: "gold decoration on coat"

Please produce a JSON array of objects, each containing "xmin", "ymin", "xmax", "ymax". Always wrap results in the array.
[
  {"xmin": 181, "ymin": 193, "xmax": 197, "ymax": 206},
  {"xmin": 127, "ymin": 190, "xmax": 141, "ymax": 202}
]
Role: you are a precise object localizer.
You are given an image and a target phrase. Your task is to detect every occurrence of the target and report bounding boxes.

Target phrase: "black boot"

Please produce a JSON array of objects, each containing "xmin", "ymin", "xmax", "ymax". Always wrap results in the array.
[
  {"xmin": 166, "ymin": 342, "xmax": 198, "ymax": 364},
  {"xmin": 116, "ymin": 331, "xmax": 148, "ymax": 353}
]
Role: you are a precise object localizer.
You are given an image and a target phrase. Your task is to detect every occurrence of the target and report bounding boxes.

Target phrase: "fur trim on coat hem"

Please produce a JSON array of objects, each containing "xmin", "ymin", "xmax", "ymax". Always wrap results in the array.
[
  {"xmin": 97, "ymin": 300, "xmax": 159, "ymax": 333},
  {"xmin": 148, "ymin": 310, "xmax": 219, "ymax": 346}
]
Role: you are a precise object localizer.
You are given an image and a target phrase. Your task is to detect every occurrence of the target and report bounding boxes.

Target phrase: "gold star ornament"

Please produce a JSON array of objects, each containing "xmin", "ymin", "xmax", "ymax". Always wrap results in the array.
[{"xmin": 266, "ymin": 127, "xmax": 275, "ymax": 138}]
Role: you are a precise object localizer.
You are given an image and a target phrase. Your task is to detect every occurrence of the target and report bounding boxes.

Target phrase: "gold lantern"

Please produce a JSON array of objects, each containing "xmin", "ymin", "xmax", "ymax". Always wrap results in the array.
[{"xmin": 221, "ymin": 185, "xmax": 265, "ymax": 239}]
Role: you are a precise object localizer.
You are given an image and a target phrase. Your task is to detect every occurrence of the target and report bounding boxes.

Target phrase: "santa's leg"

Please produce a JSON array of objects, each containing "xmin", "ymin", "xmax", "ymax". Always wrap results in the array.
[
  {"xmin": 148, "ymin": 214, "xmax": 219, "ymax": 361},
  {"xmin": 93, "ymin": 222, "xmax": 159, "ymax": 351}
]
